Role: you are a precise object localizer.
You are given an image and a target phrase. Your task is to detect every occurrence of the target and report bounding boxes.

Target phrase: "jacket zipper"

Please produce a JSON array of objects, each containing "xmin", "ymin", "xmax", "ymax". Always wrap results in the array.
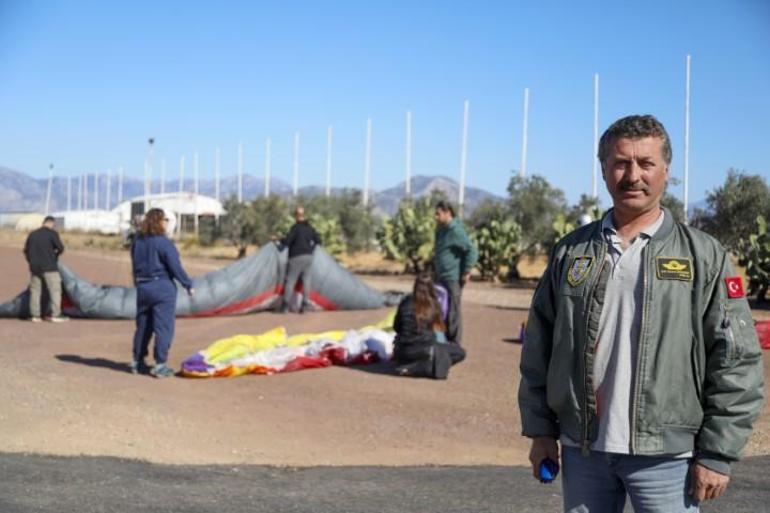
[
  {"xmin": 582, "ymin": 243, "xmax": 607, "ymax": 455},
  {"xmin": 630, "ymin": 244, "xmax": 651, "ymax": 454}
]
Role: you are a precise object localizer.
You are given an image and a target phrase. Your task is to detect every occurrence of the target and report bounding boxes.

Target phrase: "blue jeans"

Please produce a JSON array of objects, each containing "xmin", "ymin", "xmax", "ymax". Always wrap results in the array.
[{"xmin": 562, "ymin": 446, "xmax": 699, "ymax": 513}]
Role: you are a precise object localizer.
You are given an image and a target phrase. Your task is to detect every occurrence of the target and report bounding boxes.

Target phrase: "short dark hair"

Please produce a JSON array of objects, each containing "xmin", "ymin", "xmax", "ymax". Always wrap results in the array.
[
  {"xmin": 43, "ymin": 216, "xmax": 55, "ymax": 224},
  {"xmin": 598, "ymin": 114, "xmax": 672, "ymax": 166},
  {"xmin": 435, "ymin": 200, "xmax": 455, "ymax": 217}
]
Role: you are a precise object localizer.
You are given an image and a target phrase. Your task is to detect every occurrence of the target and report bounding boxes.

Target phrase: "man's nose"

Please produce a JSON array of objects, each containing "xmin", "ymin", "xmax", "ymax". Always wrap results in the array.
[{"xmin": 624, "ymin": 161, "xmax": 642, "ymax": 182}]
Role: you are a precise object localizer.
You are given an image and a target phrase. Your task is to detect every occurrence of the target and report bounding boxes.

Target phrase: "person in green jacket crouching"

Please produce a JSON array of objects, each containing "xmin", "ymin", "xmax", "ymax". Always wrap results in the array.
[{"xmin": 432, "ymin": 201, "xmax": 478, "ymax": 346}]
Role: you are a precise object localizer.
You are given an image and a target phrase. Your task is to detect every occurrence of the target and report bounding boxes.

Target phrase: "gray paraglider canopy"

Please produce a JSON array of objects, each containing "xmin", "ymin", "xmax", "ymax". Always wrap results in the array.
[{"xmin": 0, "ymin": 244, "xmax": 401, "ymax": 319}]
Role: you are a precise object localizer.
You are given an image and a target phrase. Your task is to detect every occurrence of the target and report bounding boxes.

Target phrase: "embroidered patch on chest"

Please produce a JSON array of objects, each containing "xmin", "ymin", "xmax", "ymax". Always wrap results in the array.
[
  {"xmin": 655, "ymin": 257, "xmax": 694, "ymax": 281},
  {"xmin": 567, "ymin": 256, "xmax": 594, "ymax": 286}
]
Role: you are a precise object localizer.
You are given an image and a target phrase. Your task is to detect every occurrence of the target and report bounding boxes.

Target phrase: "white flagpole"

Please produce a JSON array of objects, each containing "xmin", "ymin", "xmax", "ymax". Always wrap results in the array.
[
  {"xmin": 66, "ymin": 173, "xmax": 72, "ymax": 211},
  {"xmin": 593, "ymin": 74, "xmax": 600, "ymax": 199},
  {"xmin": 293, "ymin": 131, "xmax": 300, "ymax": 197},
  {"xmin": 106, "ymin": 168, "xmax": 112, "ymax": 210},
  {"xmin": 143, "ymin": 160, "xmax": 149, "ymax": 213},
  {"xmin": 179, "ymin": 155, "xmax": 185, "ymax": 193},
  {"xmin": 265, "ymin": 138, "xmax": 271, "ymax": 198},
  {"xmin": 459, "ymin": 100, "xmax": 469, "ymax": 210},
  {"xmin": 194, "ymin": 151, "xmax": 199, "ymax": 235},
  {"xmin": 94, "ymin": 172, "xmax": 99, "ymax": 210},
  {"xmin": 520, "ymin": 88, "xmax": 530, "ymax": 178},
  {"xmin": 325, "ymin": 125, "xmax": 333, "ymax": 197},
  {"xmin": 683, "ymin": 54, "xmax": 691, "ymax": 225},
  {"xmin": 215, "ymin": 147, "xmax": 221, "ymax": 202},
  {"xmin": 237, "ymin": 142, "xmax": 243, "ymax": 203},
  {"xmin": 160, "ymin": 158, "xmax": 166, "ymax": 195},
  {"xmin": 406, "ymin": 110, "xmax": 412, "ymax": 197},
  {"xmin": 118, "ymin": 167, "xmax": 123, "ymax": 204},
  {"xmin": 363, "ymin": 118, "xmax": 372, "ymax": 206},
  {"xmin": 44, "ymin": 164, "xmax": 53, "ymax": 215}
]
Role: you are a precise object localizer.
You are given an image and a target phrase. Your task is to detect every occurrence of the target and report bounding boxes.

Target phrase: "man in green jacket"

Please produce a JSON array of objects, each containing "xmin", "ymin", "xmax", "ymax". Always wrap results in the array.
[
  {"xmin": 518, "ymin": 115, "xmax": 763, "ymax": 512},
  {"xmin": 433, "ymin": 200, "xmax": 478, "ymax": 345}
]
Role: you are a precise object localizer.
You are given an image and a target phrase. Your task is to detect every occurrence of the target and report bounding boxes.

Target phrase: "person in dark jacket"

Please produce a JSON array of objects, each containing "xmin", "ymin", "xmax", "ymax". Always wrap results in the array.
[
  {"xmin": 278, "ymin": 206, "xmax": 321, "ymax": 313},
  {"xmin": 23, "ymin": 216, "xmax": 67, "ymax": 322},
  {"xmin": 433, "ymin": 201, "xmax": 478, "ymax": 346},
  {"xmin": 393, "ymin": 273, "xmax": 465, "ymax": 379},
  {"xmin": 130, "ymin": 208, "xmax": 194, "ymax": 378}
]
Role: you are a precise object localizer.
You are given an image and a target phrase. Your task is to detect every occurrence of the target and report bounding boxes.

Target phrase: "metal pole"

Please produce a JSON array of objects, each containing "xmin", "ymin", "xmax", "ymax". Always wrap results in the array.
[
  {"xmin": 459, "ymin": 100, "xmax": 469, "ymax": 210},
  {"xmin": 520, "ymin": 88, "xmax": 529, "ymax": 178},
  {"xmin": 78, "ymin": 173, "xmax": 83, "ymax": 210},
  {"xmin": 237, "ymin": 142, "xmax": 243, "ymax": 203},
  {"xmin": 593, "ymin": 74, "xmax": 599, "ymax": 199},
  {"xmin": 148, "ymin": 137, "xmax": 155, "ymax": 197},
  {"xmin": 215, "ymin": 147, "xmax": 221, "ymax": 202},
  {"xmin": 106, "ymin": 168, "xmax": 112, "ymax": 210},
  {"xmin": 326, "ymin": 125, "xmax": 333, "ymax": 197},
  {"xmin": 683, "ymin": 54, "xmax": 691, "ymax": 225},
  {"xmin": 160, "ymin": 158, "xmax": 166, "ymax": 195},
  {"xmin": 179, "ymin": 155, "xmax": 185, "ymax": 193},
  {"xmin": 194, "ymin": 151, "xmax": 199, "ymax": 235},
  {"xmin": 94, "ymin": 172, "xmax": 99, "ymax": 210},
  {"xmin": 293, "ymin": 131, "xmax": 300, "ymax": 197},
  {"xmin": 363, "ymin": 118, "xmax": 372, "ymax": 206},
  {"xmin": 44, "ymin": 163, "xmax": 53, "ymax": 215},
  {"xmin": 265, "ymin": 138, "xmax": 271, "ymax": 198},
  {"xmin": 118, "ymin": 167, "xmax": 123, "ymax": 205},
  {"xmin": 143, "ymin": 161, "xmax": 149, "ymax": 213},
  {"xmin": 406, "ymin": 110, "xmax": 412, "ymax": 197}
]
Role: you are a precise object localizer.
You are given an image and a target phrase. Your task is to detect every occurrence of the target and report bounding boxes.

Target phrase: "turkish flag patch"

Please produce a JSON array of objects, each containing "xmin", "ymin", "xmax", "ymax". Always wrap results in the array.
[{"xmin": 725, "ymin": 276, "xmax": 745, "ymax": 299}]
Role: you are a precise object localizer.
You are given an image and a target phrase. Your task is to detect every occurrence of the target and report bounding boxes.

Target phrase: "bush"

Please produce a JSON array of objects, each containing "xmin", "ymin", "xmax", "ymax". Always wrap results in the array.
[
  {"xmin": 738, "ymin": 216, "xmax": 770, "ymax": 302},
  {"xmin": 472, "ymin": 214, "xmax": 521, "ymax": 281},
  {"xmin": 377, "ymin": 196, "xmax": 436, "ymax": 273}
]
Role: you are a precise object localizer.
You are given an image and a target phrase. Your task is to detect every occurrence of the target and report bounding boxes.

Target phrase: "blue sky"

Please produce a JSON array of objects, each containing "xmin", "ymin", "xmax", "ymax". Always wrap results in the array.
[{"xmin": 1, "ymin": 0, "xmax": 768, "ymax": 206}]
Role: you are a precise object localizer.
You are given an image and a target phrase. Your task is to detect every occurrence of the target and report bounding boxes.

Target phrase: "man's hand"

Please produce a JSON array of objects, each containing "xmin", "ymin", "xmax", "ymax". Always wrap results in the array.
[
  {"xmin": 187, "ymin": 288, "xmax": 195, "ymax": 297},
  {"xmin": 689, "ymin": 463, "xmax": 730, "ymax": 502},
  {"xmin": 528, "ymin": 436, "xmax": 559, "ymax": 481},
  {"xmin": 460, "ymin": 272, "xmax": 471, "ymax": 286}
]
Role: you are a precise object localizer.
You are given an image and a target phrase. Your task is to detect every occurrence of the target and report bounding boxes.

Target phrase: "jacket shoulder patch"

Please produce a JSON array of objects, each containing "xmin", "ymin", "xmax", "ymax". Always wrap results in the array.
[
  {"xmin": 655, "ymin": 257, "xmax": 693, "ymax": 281},
  {"xmin": 567, "ymin": 256, "xmax": 594, "ymax": 286}
]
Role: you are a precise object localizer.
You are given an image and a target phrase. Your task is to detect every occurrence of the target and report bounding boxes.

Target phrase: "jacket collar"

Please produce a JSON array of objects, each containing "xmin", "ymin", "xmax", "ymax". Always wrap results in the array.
[{"xmin": 593, "ymin": 206, "xmax": 675, "ymax": 243}]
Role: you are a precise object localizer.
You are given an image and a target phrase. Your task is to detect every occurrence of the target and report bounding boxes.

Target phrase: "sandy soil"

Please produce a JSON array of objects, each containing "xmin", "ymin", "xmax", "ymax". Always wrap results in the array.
[{"xmin": 0, "ymin": 244, "xmax": 767, "ymax": 467}]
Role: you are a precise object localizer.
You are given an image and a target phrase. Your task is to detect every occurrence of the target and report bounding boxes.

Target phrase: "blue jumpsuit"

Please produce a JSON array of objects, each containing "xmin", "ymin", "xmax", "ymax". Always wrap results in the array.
[{"xmin": 131, "ymin": 235, "xmax": 193, "ymax": 365}]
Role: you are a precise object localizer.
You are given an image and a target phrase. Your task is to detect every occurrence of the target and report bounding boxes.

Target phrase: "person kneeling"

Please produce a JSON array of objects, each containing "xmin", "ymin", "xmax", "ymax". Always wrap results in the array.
[{"xmin": 393, "ymin": 273, "xmax": 465, "ymax": 379}]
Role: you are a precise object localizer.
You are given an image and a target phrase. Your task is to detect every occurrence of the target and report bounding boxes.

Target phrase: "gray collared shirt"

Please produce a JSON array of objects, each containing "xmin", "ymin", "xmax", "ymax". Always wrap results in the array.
[{"xmin": 591, "ymin": 210, "xmax": 665, "ymax": 453}]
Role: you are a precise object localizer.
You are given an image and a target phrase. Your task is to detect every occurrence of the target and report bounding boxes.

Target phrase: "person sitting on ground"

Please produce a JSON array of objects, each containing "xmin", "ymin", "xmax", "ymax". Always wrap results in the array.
[
  {"xmin": 130, "ymin": 208, "xmax": 194, "ymax": 378},
  {"xmin": 393, "ymin": 272, "xmax": 466, "ymax": 379},
  {"xmin": 278, "ymin": 206, "xmax": 321, "ymax": 314},
  {"xmin": 24, "ymin": 215, "xmax": 68, "ymax": 322}
]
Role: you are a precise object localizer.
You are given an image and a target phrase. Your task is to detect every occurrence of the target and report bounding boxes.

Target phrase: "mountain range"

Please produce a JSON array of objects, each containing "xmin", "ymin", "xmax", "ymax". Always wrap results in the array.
[{"xmin": 0, "ymin": 167, "xmax": 504, "ymax": 216}]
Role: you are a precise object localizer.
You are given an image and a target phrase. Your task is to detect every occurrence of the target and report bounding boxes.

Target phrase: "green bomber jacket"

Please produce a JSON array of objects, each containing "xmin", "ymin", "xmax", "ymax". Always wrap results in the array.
[{"xmin": 518, "ymin": 208, "xmax": 764, "ymax": 475}]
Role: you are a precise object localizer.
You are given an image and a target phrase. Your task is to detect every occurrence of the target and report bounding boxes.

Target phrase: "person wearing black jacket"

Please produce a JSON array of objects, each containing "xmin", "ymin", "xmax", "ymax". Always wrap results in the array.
[
  {"xmin": 279, "ymin": 206, "xmax": 321, "ymax": 313},
  {"xmin": 393, "ymin": 273, "xmax": 466, "ymax": 379},
  {"xmin": 23, "ymin": 216, "xmax": 67, "ymax": 322}
]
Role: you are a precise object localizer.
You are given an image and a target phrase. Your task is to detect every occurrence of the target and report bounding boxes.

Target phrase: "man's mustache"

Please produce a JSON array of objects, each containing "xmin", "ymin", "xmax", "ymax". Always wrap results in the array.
[{"xmin": 619, "ymin": 182, "xmax": 651, "ymax": 194}]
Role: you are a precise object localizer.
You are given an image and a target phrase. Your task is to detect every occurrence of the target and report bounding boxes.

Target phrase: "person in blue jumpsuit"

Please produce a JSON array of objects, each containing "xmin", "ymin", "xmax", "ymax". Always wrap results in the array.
[{"xmin": 130, "ymin": 208, "xmax": 194, "ymax": 378}]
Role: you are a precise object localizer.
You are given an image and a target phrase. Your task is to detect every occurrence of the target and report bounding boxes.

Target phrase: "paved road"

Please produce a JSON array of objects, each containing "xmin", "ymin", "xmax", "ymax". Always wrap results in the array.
[{"xmin": 2, "ymin": 453, "xmax": 768, "ymax": 512}]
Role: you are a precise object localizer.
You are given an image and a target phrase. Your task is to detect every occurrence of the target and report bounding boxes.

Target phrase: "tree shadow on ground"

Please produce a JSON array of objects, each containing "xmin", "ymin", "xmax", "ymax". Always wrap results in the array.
[{"xmin": 55, "ymin": 354, "xmax": 133, "ymax": 374}]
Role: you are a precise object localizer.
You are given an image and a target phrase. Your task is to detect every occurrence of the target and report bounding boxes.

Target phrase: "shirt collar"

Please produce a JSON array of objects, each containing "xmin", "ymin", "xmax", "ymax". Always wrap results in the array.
[{"xmin": 601, "ymin": 209, "xmax": 665, "ymax": 239}]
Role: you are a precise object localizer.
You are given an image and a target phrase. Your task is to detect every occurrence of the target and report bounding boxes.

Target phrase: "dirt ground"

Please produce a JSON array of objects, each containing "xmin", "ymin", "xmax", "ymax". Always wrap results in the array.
[{"xmin": 0, "ymin": 244, "xmax": 768, "ymax": 468}]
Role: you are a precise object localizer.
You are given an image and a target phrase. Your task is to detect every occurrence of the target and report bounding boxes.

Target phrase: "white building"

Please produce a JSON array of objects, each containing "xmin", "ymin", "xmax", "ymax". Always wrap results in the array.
[
  {"xmin": 45, "ymin": 192, "xmax": 225, "ymax": 237},
  {"xmin": 113, "ymin": 192, "xmax": 225, "ymax": 236}
]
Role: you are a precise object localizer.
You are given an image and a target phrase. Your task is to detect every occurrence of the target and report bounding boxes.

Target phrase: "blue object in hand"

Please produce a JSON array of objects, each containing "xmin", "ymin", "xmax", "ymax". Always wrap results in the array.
[{"xmin": 539, "ymin": 458, "xmax": 559, "ymax": 483}]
